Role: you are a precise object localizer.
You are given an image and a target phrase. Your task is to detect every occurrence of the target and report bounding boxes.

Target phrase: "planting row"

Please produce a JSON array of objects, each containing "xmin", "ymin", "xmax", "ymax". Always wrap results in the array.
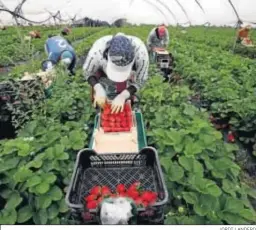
[
  {"xmin": 170, "ymin": 31, "xmax": 256, "ymax": 153},
  {"xmin": 0, "ymin": 27, "xmax": 103, "ymax": 67},
  {"xmin": 0, "ymin": 27, "xmax": 111, "ymax": 224},
  {"xmin": 179, "ymin": 27, "xmax": 256, "ymax": 59}
]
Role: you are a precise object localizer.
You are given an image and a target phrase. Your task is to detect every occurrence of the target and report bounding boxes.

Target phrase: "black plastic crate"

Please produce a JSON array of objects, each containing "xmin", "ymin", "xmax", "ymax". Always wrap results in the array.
[{"xmin": 65, "ymin": 147, "xmax": 168, "ymax": 224}]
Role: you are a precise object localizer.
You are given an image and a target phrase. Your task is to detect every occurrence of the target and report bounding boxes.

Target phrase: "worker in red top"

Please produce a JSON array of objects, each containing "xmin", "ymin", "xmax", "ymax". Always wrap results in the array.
[{"xmin": 237, "ymin": 25, "xmax": 253, "ymax": 46}]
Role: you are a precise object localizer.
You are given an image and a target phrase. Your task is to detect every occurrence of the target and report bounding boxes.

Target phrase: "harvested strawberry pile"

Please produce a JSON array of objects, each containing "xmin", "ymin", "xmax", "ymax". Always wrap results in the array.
[
  {"xmin": 100, "ymin": 103, "xmax": 133, "ymax": 132},
  {"xmin": 84, "ymin": 182, "xmax": 157, "ymax": 210}
]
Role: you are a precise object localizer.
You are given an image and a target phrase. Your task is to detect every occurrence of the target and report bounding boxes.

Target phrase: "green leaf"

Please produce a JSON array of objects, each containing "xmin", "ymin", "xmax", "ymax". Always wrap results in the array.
[
  {"xmin": 58, "ymin": 198, "xmax": 69, "ymax": 213},
  {"xmin": 194, "ymin": 203, "xmax": 209, "ymax": 216},
  {"xmin": 17, "ymin": 205, "xmax": 33, "ymax": 223},
  {"xmin": 36, "ymin": 195, "xmax": 52, "ymax": 209},
  {"xmin": 160, "ymin": 156, "xmax": 171, "ymax": 173},
  {"xmin": 222, "ymin": 179, "xmax": 237, "ymax": 197},
  {"xmin": 56, "ymin": 152, "xmax": 69, "ymax": 160},
  {"xmin": 194, "ymin": 194, "xmax": 219, "ymax": 216},
  {"xmin": 239, "ymin": 209, "xmax": 256, "ymax": 221},
  {"xmin": 48, "ymin": 204, "xmax": 59, "ymax": 220},
  {"xmin": 0, "ymin": 189, "xmax": 12, "ymax": 199},
  {"xmin": 179, "ymin": 156, "xmax": 204, "ymax": 176},
  {"xmin": 183, "ymin": 104, "xmax": 196, "ymax": 116},
  {"xmin": 219, "ymin": 212, "xmax": 249, "ymax": 225},
  {"xmin": 17, "ymin": 143, "xmax": 30, "ymax": 157},
  {"xmin": 36, "ymin": 182, "xmax": 50, "ymax": 195},
  {"xmin": 0, "ymin": 209, "xmax": 17, "ymax": 224},
  {"xmin": 69, "ymin": 130, "xmax": 85, "ymax": 150},
  {"xmin": 224, "ymin": 197, "xmax": 244, "ymax": 214},
  {"xmin": 38, "ymin": 209, "xmax": 48, "ymax": 224},
  {"xmin": 49, "ymin": 186, "xmax": 63, "ymax": 201},
  {"xmin": 26, "ymin": 175, "xmax": 42, "ymax": 187},
  {"xmin": 166, "ymin": 129, "xmax": 184, "ymax": 152},
  {"xmin": 43, "ymin": 173, "xmax": 57, "ymax": 184},
  {"xmin": 165, "ymin": 216, "xmax": 178, "ymax": 224},
  {"xmin": 13, "ymin": 167, "xmax": 33, "ymax": 183},
  {"xmin": 5, "ymin": 191, "xmax": 23, "ymax": 210},
  {"xmin": 205, "ymin": 182, "xmax": 222, "ymax": 197},
  {"xmin": 0, "ymin": 157, "xmax": 20, "ymax": 173},
  {"xmin": 184, "ymin": 141, "xmax": 203, "ymax": 156},
  {"xmin": 182, "ymin": 192, "xmax": 198, "ymax": 204},
  {"xmin": 26, "ymin": 160, "xmax": 43, "ymax": 169},
  {"xmin": 168, "ymin": 162, "xmax": 184, "ymax": 182},
  {"xmin": 49, "ymin": 217, "xmax": 60, "ymax": 224}
]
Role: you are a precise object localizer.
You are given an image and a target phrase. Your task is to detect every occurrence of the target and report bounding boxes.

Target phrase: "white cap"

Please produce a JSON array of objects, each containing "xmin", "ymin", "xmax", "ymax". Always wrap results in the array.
[{"xmin": 106, "ymin": 53, "xmax": 134, "ymax": 82}]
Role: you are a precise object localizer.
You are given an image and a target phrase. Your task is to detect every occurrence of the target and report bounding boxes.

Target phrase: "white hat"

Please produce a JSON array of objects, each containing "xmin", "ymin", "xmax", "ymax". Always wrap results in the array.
[
  {"xmin": 106, "ymin": 35, "xmax": 135, "ymax": 82},
  {"xmin": 106, "ymin": 53, "xmax": 134, "ymax": 82}
]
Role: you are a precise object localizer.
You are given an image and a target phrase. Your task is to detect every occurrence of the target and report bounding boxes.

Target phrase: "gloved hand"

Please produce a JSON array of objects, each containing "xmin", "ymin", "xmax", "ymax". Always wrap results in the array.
[
  {"xmin": 42, "ymin": 60, "xmax": 54, "ymax": 72},
  {"xmin": 111, "ymin": 89, "xmax": 130, "ymax": 114},
  {"xmin": 93, "ymin": 83, "xmax": 107, "ymax": 108}
]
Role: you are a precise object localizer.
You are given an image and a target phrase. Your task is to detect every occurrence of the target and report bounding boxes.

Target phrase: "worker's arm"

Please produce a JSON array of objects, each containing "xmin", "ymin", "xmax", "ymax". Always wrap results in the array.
[
  {"xmin": 127, "ymin": 42, "xmax": 149, "ymax": 95},
  {"xmin": 146, "ymin": 29, "xmax": 155, "ymax": 49},
  {"xmin": 163, "ymin": 29, "xmax": 169, "ymax": 48},
  {"xmin": 82, "ymin": 41, "xmax": 101, "ymax": 87}
]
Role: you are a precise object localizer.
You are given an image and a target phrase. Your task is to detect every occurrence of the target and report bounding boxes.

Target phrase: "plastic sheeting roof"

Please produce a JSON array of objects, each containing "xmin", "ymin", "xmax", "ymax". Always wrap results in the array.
[{"xmin": 0, "ymin": 0, "xmax": 255, "ymax": 26}]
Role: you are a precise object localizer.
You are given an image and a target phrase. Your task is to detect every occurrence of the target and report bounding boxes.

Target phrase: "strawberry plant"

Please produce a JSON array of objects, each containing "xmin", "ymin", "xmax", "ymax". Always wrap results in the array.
[{"xmin": 140, "ymin": 73, "xmax": 256, "ymax": 224}]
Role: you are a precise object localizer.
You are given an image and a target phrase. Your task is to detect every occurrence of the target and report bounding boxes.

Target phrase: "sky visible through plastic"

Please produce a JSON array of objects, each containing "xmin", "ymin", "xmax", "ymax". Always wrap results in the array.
[{"xmin": 0, "ymin": 0, "xmax": 255, "ymax": 26}]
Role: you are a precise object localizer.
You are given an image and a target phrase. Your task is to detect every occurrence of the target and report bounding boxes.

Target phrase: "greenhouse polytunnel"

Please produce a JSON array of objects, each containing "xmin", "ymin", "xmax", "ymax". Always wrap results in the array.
[{"xmin": 0, "ymin": 0, "xmax": 256, "ymax": 226}]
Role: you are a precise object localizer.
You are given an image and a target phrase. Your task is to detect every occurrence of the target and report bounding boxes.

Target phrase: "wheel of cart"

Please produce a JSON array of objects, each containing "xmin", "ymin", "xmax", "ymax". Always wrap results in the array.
[{"xmin": 65, "ymin": 100, "xmax": 168, "ymax": 224}]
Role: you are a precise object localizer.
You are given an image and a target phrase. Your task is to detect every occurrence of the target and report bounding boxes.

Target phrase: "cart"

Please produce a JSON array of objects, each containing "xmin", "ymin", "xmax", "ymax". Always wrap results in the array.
[
  {"xmin": 65, "ymin": 101, "xmax": 169, "ymax": 225},
  {"xmin": 152, "ymin": 47, "xmax": 175, "ymax": 82}
]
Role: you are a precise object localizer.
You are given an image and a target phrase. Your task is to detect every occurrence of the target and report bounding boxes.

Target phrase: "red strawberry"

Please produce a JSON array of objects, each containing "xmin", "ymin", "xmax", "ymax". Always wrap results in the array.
[
  {"xmin": 127, "ymin": 189, "xmax": 139, "ymax": 199},
  {"xmin": 129, "ymin": 182, "xmax": 141, "ymax": 191},
  {"xmin": 135, "ymin": 198, "xmax": 143, "ymax": 207},
  {"xmin": 90, "ymin": 186, "xmax": 101, "ymax": 196},
  {"xmin": 121, "ymin": 121, "xmax": 127, "ymax": 128},
  {"xmin": 124, "ymin": 104, "xmax": 131, "ymax": 112},
  {"xmin": 111, "ymin": 127, "xmax": 119, "ymax": 132},
  {"xmin": 227, "ymin": 131, "xmax": 235, "ymax": 143},
  {"xmin": 101, "ymin": 186, "xmax": 111, "ymax": 197},
  {"xmin": 141, "ymin": 191, "xmax": 157, "ymax": 203},
  {"xmin": 97, "ymin": 197, "xmax": 103, "ymax": 204},
  {"xmin": 86, "ymin": 200, "xmax": 98, "ymax": 209},
  {"xmin": 118, "ymin": 192, "xmax": 127, "ymax": 197},
  {"xmin": 115, "ymin": 117, "xmax": 122, "ymax": 122},
  {"xmin": 116, "ymin": 184, "xmax": 126, "ymax": 193},
  {"xmin": 119, "ymin": 112, "xmax": 126, "ymax": 118},
  {"xmin": 109, "ymin": 117, "xmax": 116, "ymax": 122},
  {"xmin": 110, "ymin": 194, "xmax": 117, "ymax": 198},
  {"xmin": 109, "ymin": 122, "xmax": 115, "ymax": 127},
  {"xmin": 85, "ymin": 194, "xmax": 97, "ymax": 202},
  {"xmin": 101, "ymin": 114, "xmax": 109, "ymax": 121},
  {"xmin": 103, "ymin": 105, "xmax": 111, "ymax": 114},
  {"xmin": 103, "ymin": 127, "xmax": 112, "ymax": 132},
  {"xmin": 101, "ymin": 121, "xmax": 109, "ymax": 127}
]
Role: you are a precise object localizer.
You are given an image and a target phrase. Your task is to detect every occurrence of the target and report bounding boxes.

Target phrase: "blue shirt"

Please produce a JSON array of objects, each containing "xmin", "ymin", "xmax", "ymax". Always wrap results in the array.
[{"xmin": 45, "ymin": 36, "xmax": 76, "ymax": 67}]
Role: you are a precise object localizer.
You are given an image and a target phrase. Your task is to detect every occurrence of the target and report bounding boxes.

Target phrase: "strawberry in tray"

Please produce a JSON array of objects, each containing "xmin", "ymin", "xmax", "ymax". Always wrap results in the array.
[{"xmin": 100, "ymin": 102, "xmax": 133, "ymax": 133}]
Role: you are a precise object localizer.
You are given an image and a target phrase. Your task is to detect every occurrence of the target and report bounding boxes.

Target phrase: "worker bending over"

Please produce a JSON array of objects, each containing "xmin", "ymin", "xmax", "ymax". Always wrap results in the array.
[
  {"xmin": 147, "ymin": 25, "xmax": 169, "ymax": 53},
  {"xmin": 83, "ymin": 32, "xmax": 149, "ymax": 113},
  {"xmin": 42, "ymin": 35, "xmax": 76, "ymax": 75}
]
